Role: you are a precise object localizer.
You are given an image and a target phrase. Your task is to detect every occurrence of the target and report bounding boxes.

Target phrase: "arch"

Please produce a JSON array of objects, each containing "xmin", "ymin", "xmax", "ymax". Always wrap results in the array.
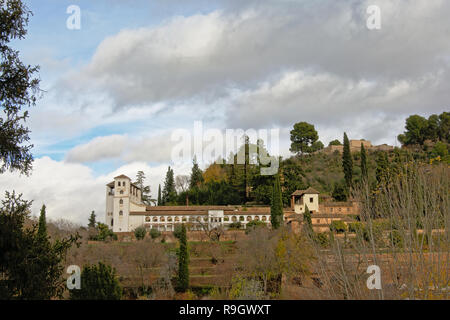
[
  {"xmin": 247, "ymin": 216, "xmax": 252, "ymax": 221},
  {"xmin": 254, "ymin": 216, "xmax": 260, "ymax": 221},
  {"xmin": 160, "ymin": 217, "xmax": 165, "ymax": 222},
  {"xmin": 239, "ymin": 216, "xmax": 244, "ymax": 222},
  {"xmin": 145, "ymin": 216, "xmax": 150, "ymax": 222},
  {"xmin": 152, "ymin": 217, "xmax": 158, "ymax": 222},
  {"xmin": 232, "ymin": 216, "xmax": 237, "ymax": 222},
  {"xmin": 167, "ymin": 217, "xmax": 173, "ymax": 222},
  {"xmin": 262, "ymin": 216, "xmax": 267, "ymax": 221},
  {"xmin": 119, "ymin": 199, "xmax": 123, "ymax": 204}
]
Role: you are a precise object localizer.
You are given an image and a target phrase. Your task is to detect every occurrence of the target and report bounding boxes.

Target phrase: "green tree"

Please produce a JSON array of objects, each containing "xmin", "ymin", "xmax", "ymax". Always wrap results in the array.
[
  {"xmin": 311, "ymin": 140, "xmax": 324, "ymax": 152},
  {"xmin": 149, "ymin": 227, "xmax": 161, "ymax": 239},
  {"xmin": 189, "ymin": 156, "xmax": 204, "ymax": 189},
  {"xmin": 70, "ymin": 262, "xmax": 122, "ymax": 300},
  {"xmin": 330, "ymin": 220, "xmax": 347, "ymax": 233},
  {"xmin": 431, "ymin": 141, "xmax": 448, "ymax": 158},
  {"xmin": 162, "ymin": 166, "xmax": 176, "ymax": 205},
  {"xmin": 303, "ymin": 205, "xmax": 313, "ymax": 234},
  {"xmin": 438, "ymin": 112, "xmax": 449, "ymax": 142},
  {"xmin": 88, "ymin": 211, "xmax": 96, "ymax": 228},
  {"xmin": 289, "ymin": 122, "xmax": 319, "ymax": 155},
  {"xmin": 96, "ymin": 223, "xmax": 117, "ymax": 241},
  {"xmin": 376, "ymin": 152, "xmax": 389, "ymax": 184},
  {"xmin": 157, "ymin": 184, "xmax": 162, "ymax": 205},
  {"xmin": 270, "ymin": 173, "xmax": 283, "ymax": 229},
  {"xmin": 177, "ymin": 224, "xmax": 189, "ymax": 292},
  {"xmin": 37, "ymin": 204, "xmax": 47, "ymax": 240},
  {"xmin": 0, "ymin": 0, "xmax": 41, "ymax": 175},
  {"xmin": 135, "ymin": 171, "xmax": 154, "ymax": 205},
  {"xmin": 397, "ymin": 114, "xmax": 428, "ymax": 146},
  {"xmin": 360, "ymin": 143, "xmax": 368, "ymax": 182},
  {"xmin": 329, "ymin": 139, "xmax": 342, "ymax": 146},
  {"xmin": 134, "ymin": 225, "xmax": 146, "ymax": 240},
  {"xmin": 0, "ymin": 192, "xmax": 79, "ymax": 299},
  {"xmin": 332, "ymin": 180, "xmax": 348, "ymax": 202},
  {"xmin": 342, "ymin": 132, "xmax": 353, "ymax": 189}
]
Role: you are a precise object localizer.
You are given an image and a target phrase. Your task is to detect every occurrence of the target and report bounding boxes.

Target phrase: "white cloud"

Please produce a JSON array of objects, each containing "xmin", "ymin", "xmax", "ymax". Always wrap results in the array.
[{"xmin": 0, "ymin": 157, "xmax": 190, "ymax": 226}]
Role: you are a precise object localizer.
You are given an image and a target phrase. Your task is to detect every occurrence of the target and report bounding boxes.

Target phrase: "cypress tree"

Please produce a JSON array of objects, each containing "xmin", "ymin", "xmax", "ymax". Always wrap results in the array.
[
  {"xmin": 376, "ymin": 152, "xmax": 389, "ymax": 184},
  {"xmin": 157, "ymin": 184, "xmax": 162, "ymax": 206},
  {"xmin": 189, "ymin": 156, "xmax": 204, "ymax": 189},
  {"xmin": 361, "ymin": 143, "xmax": 368, "ymax": 182},
  {"xmin": 177, "ymin": 223, "xmax": 189, "ymax": 292},
  {"xmin": 342, "ymin": 132, "xmax": 353, "ymax": 189},
  {"xmin": 88, "ymin": 211, "xmax": 96, "ymax": 228},
  {"xmin": 270, "ymin": 173, "xmax": 283, "ymax": 229},
  {"xmin": 162, "ymin": 167, "xmax": 176, "ymax": 205},
  {"xmin": 37, "ymin": 204, "xmax": 47, "ymax": 240},
  {"xmin": 303, "ymin": 205, "xmax": 313, "ymax": 234}
]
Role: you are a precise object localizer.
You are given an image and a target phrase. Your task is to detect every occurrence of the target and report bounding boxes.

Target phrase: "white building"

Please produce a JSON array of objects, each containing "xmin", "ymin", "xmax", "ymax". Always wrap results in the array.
[{"xmin": 105, "ymin": 174, "xmax": 272, "ymax": 233}]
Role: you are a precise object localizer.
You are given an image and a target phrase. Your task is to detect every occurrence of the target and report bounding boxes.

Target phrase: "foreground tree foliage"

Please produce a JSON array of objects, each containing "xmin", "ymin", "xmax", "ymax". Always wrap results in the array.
[
  {"xmin": 70, "ymin": 262, "xmax": 122, "ymax": 300},
  {"xmin": 0, "ymin": 192, "xmax": 79, "ymax": 299},
  {"xmin": 0, "ymin": 0, "xmax": 41, "ymax": 175}
]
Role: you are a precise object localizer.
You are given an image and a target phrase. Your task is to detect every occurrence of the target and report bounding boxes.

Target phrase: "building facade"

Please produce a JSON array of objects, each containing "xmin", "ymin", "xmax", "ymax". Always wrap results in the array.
[{"xmin": 106, "ymin": 175, "xmax": 359, "ymax": 233}]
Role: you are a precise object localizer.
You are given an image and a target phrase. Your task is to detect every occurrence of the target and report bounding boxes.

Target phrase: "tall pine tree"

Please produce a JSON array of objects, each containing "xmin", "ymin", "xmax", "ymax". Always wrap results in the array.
[
  {"xmin": 189, "ymin": 156, "xmax": 204, "ymax": 189},
  {"xmin": 177, "ymin": 223, "xmax": 189, "ymax": 292},
  {"xmin": 361, "ymin": 143, "xmax": 368, "ymax": 182},
  {"xmin": 342, "ymin": 132, "xmax": 353, "ymax": 189},
  {"xmin": 88, "ymin": 211, "xmax": 96, "ymax": 228},
  {"xmin": 162, "ymin": 167, "xmax": 176, "ymax": 205},
  {"xmin": 270, "ymin": 173, "xmax": 283, "ymax": 229},
  {"xmin": 157, "ymin": 184, "xmax": 162, "ymax": 206}
]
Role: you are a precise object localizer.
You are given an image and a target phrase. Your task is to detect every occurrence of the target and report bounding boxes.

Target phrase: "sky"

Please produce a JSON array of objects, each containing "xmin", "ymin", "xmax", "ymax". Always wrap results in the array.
[{"xmin": 1, "ymin": 0, "xmax": 449, "ymax": 225}]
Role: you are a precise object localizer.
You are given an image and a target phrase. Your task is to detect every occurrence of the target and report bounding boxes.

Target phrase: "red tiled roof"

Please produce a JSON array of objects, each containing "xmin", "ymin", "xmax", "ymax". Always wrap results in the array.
[{"xmin": 291, "ymin": 187, "xmax": 320, "ymax": 196}]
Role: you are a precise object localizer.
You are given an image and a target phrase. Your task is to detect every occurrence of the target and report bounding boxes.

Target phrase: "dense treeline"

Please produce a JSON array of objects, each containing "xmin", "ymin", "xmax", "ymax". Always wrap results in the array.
[{"xmin": 158, "ymin": 112, "xmax": 449, "ymax": 208}]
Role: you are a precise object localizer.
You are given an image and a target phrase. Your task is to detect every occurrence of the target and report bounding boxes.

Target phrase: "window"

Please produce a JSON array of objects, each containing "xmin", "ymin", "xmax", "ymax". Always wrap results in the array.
[
  {"xmin": 118, "ymin": 181, "xmax": 121, "ymax": 186},
  {"xmin": 111, "ymin": 219, "xmax": 114, "ymax": 226},
  {"xmin": 145, "ymin": 216, "xmax": 150, "ymax": 222},
  {"xmin": 120, "ymin": 190, "xmax": 124, "ymax": 194},
  {"xmin": 310, "ymin": 197, "xmax": 314, "ymax": 203},
  {"xmin": 119, "ymin": 210, "xmax": 123, "ymax": 215},
  {"xmin": 119, "ymin": 199, "xmax": 123, "ymax": 204},
  {"xmin": 123, "ymin": 181, "xmax": 126, "ymax": 187}
]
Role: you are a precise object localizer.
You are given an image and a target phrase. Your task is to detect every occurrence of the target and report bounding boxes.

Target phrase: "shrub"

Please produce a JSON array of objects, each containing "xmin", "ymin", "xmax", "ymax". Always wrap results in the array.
[
  {"xmin": 96, "ymin": 223, "xmax": 117, "ymax": 241},
  {"xmin": 134, "ymin": 225, "xmax": 147, "ymax": 240},
  {"xmin": 245, "ymin": 220, "xmax": 266, "ymax": 234},
  {"xmin": 330, "ymin": 220, "xmax": 347, "ymax": 233},
  {"xmin": 228, "ymin": 221, "xmax": 242, "ymax": 230},
  {"xmin": 315, "ymin": 233, "xmax": 329, "ymax": 247},
  {"xmin": 348, "ymin": 221, "xmax": 363, "ymax": 233},
  {"xmin": 149, "ymin": 227, "xmax": 161, "ymax": 239}
]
